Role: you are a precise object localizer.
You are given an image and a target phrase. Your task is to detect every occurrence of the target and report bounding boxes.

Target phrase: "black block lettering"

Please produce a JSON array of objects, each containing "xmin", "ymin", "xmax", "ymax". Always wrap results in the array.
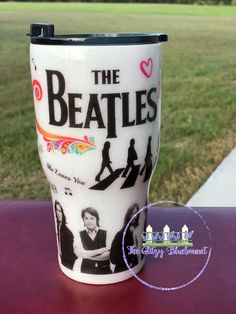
[{"xmin": 46, "ymin": 70, "xmax": 68, "ymax": 126}]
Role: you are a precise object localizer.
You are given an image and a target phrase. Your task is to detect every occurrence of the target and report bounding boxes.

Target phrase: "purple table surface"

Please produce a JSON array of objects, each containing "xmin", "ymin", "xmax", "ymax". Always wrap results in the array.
[{"xmin": 0, "ymin": 200, "xmax": 235, "ymax": 314}]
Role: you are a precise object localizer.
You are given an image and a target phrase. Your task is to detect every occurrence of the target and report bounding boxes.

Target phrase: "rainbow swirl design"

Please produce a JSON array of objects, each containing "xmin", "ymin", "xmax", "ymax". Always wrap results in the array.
[
  {"xmin": 32, "ymin": 80, "xmax": 43, "ymax": 101},
  {"xmin": 36, "ymin": 120, "xmax": 95, "ymax": 155}
]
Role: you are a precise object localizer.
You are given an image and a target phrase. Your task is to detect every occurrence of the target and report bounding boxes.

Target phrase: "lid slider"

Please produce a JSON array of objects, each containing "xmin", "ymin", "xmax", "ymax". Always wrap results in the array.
[{"xmin": 29, "ymin": 23, "xmax": 54, "ymax": 38}]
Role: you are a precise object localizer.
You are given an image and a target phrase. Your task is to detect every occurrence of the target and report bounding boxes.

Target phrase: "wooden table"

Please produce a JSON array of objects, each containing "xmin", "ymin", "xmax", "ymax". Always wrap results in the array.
[{"xmin": 0, "ymin": 200, "xmax": 235, "ymax": 314}]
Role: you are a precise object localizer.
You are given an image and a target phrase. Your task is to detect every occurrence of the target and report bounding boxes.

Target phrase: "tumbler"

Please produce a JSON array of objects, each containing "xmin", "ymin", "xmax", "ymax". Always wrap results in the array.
[{"xmin": 28, "ymin": 23, "xmax": 168, "ymax": 284}]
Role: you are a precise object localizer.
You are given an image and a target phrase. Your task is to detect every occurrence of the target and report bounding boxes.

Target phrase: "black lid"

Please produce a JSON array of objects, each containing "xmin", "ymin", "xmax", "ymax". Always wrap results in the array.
[{"xmin": 28, "ymin": 23, "xmax": 168, "ymax": 46}]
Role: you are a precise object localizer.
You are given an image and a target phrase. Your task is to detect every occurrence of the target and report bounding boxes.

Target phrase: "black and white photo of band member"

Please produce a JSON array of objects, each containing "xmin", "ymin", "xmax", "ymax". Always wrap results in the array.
[
  {"xmin": 54, "ymin": 200, "xmax": 77, "ymax": 270},
  {"xmin": 73, "ymin": 207, "xmax": 112, "ymax": 275},
  {"xmin": 110, "ymin": 203, "xmax": 144, "ymax": 273}
]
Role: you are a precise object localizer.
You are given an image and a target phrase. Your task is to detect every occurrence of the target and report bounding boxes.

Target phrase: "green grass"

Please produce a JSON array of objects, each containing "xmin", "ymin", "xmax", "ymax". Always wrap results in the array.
[
  {"xmin": 1, "ymin": 2, "xmax": 236, "ymax": 17},
  {"xmin": 0, "ymin": 3, "xmax": 236, "ymax": 202}
]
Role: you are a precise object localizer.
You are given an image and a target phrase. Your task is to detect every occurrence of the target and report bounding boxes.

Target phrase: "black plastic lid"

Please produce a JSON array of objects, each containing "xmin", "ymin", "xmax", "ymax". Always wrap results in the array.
[{"xmin": 28, "ymin": 23, "xmax": 168, "ymax": 46}]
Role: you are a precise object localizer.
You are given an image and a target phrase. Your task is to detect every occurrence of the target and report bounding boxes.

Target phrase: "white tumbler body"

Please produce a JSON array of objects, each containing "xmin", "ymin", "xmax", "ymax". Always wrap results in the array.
[{"xmin": 30, "ymin": 39, "xmax": 163, "ymax": 284}]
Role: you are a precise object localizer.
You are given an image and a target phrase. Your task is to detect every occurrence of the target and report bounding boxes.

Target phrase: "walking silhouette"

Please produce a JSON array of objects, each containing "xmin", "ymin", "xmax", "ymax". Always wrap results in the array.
[
  {"xmin": 139, "ymin": 136, "xmax": 152, "ymax": 182},
  {"xmin": 140, "ymin": 136, "xmax": 153, "ymax": 181},
  {"xmin": 95, "ymin": 141, "xmax": 113, "ymax": 182},
  {"xmin": 122, "ymin": 138, "xmax": 138, "ymax": 178}
]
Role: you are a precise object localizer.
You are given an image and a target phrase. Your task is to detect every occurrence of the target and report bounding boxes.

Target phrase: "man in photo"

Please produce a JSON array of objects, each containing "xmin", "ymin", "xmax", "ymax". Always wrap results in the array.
[
  {"xmin": 110, "ymin": 203, "xmax": 141, "ymax": 273},
  {"xmin": 54, "ymin": 200, "xmax": 77, "ymax": 270},
  {"xmin": 74, "ymin": 207, "xmax": 112, "ymax": 274}
]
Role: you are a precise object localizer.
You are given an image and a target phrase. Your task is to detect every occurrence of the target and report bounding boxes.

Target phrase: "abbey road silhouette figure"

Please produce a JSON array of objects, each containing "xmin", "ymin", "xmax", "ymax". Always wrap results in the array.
[
  {"xmin": 140, "ymin": 136, "xmax": 153, "ymax": 177},
  {"xmin": 95, "ymin": 141, "xmax": 113, "ymax": 182},
  {"xmin": 122, "ymin": 138, "xmax": 138, "ymax": 178}
]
